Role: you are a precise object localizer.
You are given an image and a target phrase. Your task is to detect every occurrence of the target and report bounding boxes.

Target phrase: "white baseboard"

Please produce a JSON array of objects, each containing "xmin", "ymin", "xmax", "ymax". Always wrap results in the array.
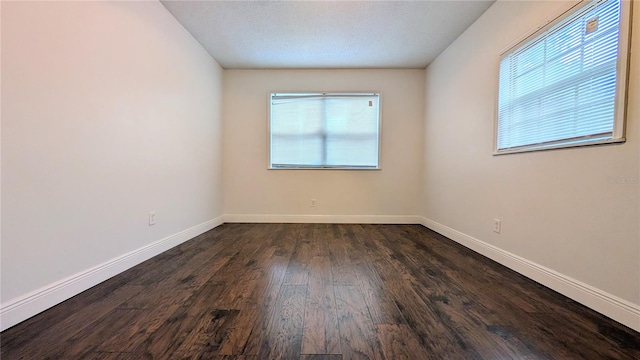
[
  {"xmin": 4, "ymin": 215, "xmax": 638, "ymax": 334},
  {"xmin": 0, "ymin": 216, "xmax": 224, "ymax": 332},
  {"xmin": 223, "ymin": 214, "xmax": 423, "ymax": 224},
  {"xmin": 420, "ymin": 217, "xmax": 640, "ymax": 332}
]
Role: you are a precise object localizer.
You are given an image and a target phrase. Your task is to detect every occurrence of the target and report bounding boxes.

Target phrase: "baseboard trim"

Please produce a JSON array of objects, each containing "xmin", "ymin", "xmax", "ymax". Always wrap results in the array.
[
  {"xmin": 4, "ymin": 216, "xmax": 637, "ymax": 333},
  {"xmin": 420, "ymin": 217, "xmax": 640, "ymax": 332},
  {"xmin": 223, "ymin": 214, "xmax": 423, "ymax": 224},
  {"xmin": 0, "ymin": 216, "xmax": 224, "ymax": 332}
]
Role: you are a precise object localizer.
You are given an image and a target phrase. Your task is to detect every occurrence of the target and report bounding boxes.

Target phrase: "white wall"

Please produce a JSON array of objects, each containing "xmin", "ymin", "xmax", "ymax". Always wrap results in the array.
[
  {"xmin": 223, "ymin": 69, "xmax": 424, "ymax": 222},
  {"xmin": 3, "ymin": 0, "xmax": 637, "ymax": 334},
  {"xmin": 1, "ymin": 0, "xmax": 223, "ymax": 329},
  {"xmin": 423, "ymin": 0, "xmax": 639, "ymax": 329}
]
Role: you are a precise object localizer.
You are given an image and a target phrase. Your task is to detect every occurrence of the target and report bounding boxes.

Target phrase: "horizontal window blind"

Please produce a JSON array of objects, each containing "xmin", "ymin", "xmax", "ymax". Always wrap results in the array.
[
  {"xmin": 270, "ymin": 93, "xmax": 380, "ymax": 169},
  {"xmin": 497, "ymin": 0, "xmax": 624, "ymax": 153}
]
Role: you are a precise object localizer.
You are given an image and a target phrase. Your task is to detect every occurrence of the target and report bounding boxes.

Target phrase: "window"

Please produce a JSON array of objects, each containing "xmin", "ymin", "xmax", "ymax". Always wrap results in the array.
[
  {"xmin": 495, "ymin": 0, "xmax": 632, "ymax": 154},
  {"xmin": 269, "ymin": 92, "xmax": 380, "ymax": 169}
]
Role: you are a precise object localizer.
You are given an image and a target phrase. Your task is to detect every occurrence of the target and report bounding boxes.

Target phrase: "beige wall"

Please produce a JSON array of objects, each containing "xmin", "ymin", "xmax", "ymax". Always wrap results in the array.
[
  {"xmin": 1, "ymin": 0, "xmax": 223, "ymax": 307},
  {"xmin": 223, "ymin": 69, "xmax": 424, "ymax": 221},
  {"xmin": 3, "ymin": 0, "xmax": 637, "ymax": 332},
  {"xmin": 423, "ymin": 0, "xmax": 639, "ymax": 306}
]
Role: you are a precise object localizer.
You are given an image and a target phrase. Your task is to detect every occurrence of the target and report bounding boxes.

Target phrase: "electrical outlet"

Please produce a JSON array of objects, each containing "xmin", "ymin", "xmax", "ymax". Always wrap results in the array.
[
  {"xmin": 493, "ymin": 218, "xmax": 501, "ymax": 234},
  {"xmin": 310, "ymin": 199, "xmax": 316, "ymax": 207},
  {"xmin": 149, "ymin": 211, "xmax": 156, "ymax": 226}
]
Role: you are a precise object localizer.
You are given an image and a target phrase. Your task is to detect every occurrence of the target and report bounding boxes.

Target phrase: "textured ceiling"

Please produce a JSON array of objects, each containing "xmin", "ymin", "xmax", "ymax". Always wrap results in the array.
[{"xmin": 161, "ymin": 0, "xmax": 495, "ymax": 69}]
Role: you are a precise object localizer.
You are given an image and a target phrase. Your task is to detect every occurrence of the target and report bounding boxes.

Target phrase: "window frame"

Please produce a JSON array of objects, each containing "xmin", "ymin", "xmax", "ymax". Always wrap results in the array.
[
  {"xmin": 493, "ymin": 0, "xmax": 633, "ymax": 155},
  {"xmin": 267, "ymin": 91, "xmax": 382, "ymax": 170}
]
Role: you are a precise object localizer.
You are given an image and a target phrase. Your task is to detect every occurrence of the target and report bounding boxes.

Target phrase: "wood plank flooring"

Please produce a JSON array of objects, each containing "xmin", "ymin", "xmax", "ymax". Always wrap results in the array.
[{"xmin": 2, "ymin": 223, "xmax": 640, "ymax": 359}]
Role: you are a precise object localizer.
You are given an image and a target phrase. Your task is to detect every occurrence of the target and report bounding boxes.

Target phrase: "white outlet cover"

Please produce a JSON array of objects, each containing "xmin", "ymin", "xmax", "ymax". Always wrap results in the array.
[{"xmin": 493, "ymin": 219, "xmax": 501, "ymax": 233}]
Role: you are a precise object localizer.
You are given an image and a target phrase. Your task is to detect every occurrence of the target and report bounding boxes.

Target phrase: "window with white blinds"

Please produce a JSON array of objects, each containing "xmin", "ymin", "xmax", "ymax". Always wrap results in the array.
[
  {"xmin": 496, "ymin": 0, "xmax": 632, "ymax": 154},
  {"xmin": 269, "ymin": 93, "xmax": 380, "ymax": 169}
]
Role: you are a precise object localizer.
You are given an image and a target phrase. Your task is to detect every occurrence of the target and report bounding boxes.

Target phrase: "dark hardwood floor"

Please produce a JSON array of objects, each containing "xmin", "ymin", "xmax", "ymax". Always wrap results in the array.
[{"xmin": 2, "ymin": 223, "xmax": 639, "ymax": 359}]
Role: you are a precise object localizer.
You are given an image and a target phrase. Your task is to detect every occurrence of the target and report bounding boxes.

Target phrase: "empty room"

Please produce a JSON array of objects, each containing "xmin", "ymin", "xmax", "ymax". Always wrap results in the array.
[{"xmin": 1, "ymin": 0, "xmax": 639, "ymax": 359}]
